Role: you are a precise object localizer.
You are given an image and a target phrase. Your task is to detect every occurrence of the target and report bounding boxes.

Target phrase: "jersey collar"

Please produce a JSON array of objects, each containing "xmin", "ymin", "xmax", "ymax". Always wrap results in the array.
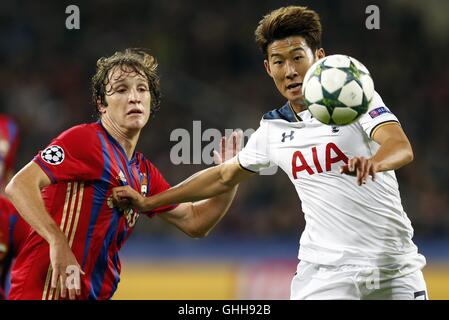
[
  {"xmin": 97, "ymin": 120, "xmax": 138, "ymax": 164},
  {"xmin": 263, "ymin": 102, "xmax": 302, "ymax": 122},
  {"xmin": 287, "ymin": 101, "xmax": 303, "ymax": 122}
]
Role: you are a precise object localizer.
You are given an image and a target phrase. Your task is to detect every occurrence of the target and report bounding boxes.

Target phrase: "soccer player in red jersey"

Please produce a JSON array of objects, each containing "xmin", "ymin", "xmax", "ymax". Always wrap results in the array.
[
  {"xmin": 5, "ymin": 48, "xmax": 241, "ymax": 300},
  {"xmin": 0, "ymin": 114, "xmax": 30, "ymax": 300}
]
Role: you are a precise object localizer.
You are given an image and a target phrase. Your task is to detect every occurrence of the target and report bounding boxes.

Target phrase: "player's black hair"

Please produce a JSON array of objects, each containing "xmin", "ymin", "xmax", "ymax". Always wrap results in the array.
[{"xmin": 255, "ymin": 6, "xmax": 322, "ymax": 58}]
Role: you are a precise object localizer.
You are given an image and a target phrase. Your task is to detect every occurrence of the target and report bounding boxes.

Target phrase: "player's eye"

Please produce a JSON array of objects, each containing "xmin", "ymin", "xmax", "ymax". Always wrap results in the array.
[
  {"xmin": 116, "ymin": 87, "xmax": 127, "ymax": 93},
  {"xmin": 273, "ymin": 60, "xmax": 283, "ymax": 65},
  {"xmin": 294, "ymin": 56, "xmax": 304, "ymax": 61},
  {"xmin": 137, "ymin": 86, "xmax": 148, "ymax": 92}
]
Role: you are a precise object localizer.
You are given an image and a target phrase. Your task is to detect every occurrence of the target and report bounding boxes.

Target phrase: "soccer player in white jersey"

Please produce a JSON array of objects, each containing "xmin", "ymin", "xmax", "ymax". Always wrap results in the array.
[{"xmin": 112, "ymin": 6, "xmax": 428, "ymax": 300}]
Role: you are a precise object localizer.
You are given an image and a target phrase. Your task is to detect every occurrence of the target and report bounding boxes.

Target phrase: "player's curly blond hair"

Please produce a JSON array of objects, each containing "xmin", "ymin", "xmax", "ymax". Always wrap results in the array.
[
  {"xmin": 91, "ymin": 48, "xmax": 161, "ymax": 118},
  {"xmin": 255, "ymin": 6, "xmax": 322, "ymax": 58}
]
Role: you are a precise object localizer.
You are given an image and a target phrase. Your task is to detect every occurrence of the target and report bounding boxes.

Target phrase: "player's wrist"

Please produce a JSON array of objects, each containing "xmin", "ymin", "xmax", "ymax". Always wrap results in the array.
[
  {"xmin": 369, "ymin": 157, "xmax": 381, "ymax": 173},
  {"xmin": 47, "ymin": 225, "xmax": 68, "ymax": 246},
  {"xmin": 140, "ymin": 196, "xmax": 155, "ymax": 212}
]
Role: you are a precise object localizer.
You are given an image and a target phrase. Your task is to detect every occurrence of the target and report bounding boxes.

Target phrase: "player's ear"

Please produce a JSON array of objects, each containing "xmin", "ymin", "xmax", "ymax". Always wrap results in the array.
[
  {"xmin": 264, "ymin": 59, "xmax": 273, "ymax": 78},
  {"xmin": 315, "ymin": 48, "xmax": 325, "ymax": 60},
  {"xmin": 97, "ymin": 99, "xmax": 107, "ymax": 114}
]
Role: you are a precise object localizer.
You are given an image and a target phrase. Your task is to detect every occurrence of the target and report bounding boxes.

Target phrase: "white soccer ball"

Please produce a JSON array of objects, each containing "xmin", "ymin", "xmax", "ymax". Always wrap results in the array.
[{"xmin": 302, "ymin": 54, "xmax": 374, "ymax": 125}]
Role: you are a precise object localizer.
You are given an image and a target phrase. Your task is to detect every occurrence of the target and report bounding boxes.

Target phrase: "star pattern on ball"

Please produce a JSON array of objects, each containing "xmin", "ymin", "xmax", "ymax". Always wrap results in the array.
[{"xmin": 302, "ymin": 54, "xmax": 374, "ymax": 126}]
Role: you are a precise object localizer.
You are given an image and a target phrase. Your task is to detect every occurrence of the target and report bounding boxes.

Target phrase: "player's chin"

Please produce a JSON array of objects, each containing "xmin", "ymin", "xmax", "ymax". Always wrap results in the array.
[
  {"xmin": 285, "ymin": 91, "xmax": 303, "ymax": 104},
  {"xmin": 126, "ymin": 119, "xmax": 148, "ymax": 130}
]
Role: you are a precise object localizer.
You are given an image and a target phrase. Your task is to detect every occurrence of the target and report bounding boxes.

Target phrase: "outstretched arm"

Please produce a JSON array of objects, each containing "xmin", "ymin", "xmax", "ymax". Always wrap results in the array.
[
  {"xmin": 340, "ymin": 122, "xmax": 414, "ymax": 185},
  {"xmin": 112, "ymin": 132, "xmax": 254, "ymax": 236},
  {"xmin": 113, "ymin": 157, "xmax": 253, "ymax": 212}
]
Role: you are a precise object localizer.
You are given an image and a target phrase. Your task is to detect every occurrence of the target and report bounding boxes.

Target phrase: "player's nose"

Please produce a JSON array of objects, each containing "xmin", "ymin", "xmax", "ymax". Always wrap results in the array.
[
  {"xmin": 285, "ymin": 60, "xmax": 298, "ymax": 79},
  {"xmin": 128, "ymin": 88, "xmax": 141, "ymax": 103}
]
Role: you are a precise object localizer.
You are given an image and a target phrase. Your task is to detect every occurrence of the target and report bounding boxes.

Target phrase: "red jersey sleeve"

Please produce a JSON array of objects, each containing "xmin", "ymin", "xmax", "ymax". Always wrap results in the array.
[
  {"xmin": 33, "ymin": 124, "xmax": 103, "ymax": 183},
  {"xmin": 143, "ymin": 160, "xmax": 178, "ymax": 217}
]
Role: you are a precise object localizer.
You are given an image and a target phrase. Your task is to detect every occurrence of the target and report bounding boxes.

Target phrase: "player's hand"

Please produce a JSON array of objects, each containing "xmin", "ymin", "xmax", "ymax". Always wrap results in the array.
[
  {"xmin": 49, "ymin": 235, "xmax": 84, "ymax": 300},
  {"xmin": 213, "ymin": 130, "xmax": 243, "ymax": 164},
  {"xmin": 112, "ymin": 185, "xmax": 146, "ymax": 211},
  {"xmin": 339, "ymin": 157, "xmax": 379, "ymax": 186}
]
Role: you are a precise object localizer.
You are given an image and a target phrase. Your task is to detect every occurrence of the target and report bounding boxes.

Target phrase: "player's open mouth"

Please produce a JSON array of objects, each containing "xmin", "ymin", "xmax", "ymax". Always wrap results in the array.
[
  {"xmin": 286, "ymin": 83, "xmax": 302, "ymax": 92},
  {"xmin": 126, "ymin": 109, "xmax": 144, "ymax": 115}
]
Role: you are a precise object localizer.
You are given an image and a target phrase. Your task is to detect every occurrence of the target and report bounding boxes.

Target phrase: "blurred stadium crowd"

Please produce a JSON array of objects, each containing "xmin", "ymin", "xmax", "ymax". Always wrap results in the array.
[{"xmin": 1, "ymin": 0, "xmax": 448, "ymax": 241}]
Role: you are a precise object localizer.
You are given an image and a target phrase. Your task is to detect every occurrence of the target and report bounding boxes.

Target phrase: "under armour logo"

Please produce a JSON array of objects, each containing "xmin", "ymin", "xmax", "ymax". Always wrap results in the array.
[{"xmin": 281, "ymin": 131, "xmax": 295, "ymax": 142}]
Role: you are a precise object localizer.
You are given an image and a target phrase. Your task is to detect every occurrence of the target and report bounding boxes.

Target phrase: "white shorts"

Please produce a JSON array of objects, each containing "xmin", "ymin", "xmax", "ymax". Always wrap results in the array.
[{"xmin": 290, "ymin": 261, "xmax": 428, "ymax": 300}]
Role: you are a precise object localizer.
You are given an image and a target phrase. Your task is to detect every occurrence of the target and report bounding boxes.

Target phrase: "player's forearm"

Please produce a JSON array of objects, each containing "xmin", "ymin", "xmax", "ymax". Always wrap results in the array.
[
  {"xmin": 188, "ymin": 185, "xmax": 239, "ymax": 237},
  {"xmin": 371, "ymin": 138, "xmax": 413, "ymax": 172},
  {"xmin": 144, "ymin": 164, "xmax": 236, "ymax": 211},
  {"xmin": 5, "ymin": 175, "xmax": 66, "ymax": 245}
]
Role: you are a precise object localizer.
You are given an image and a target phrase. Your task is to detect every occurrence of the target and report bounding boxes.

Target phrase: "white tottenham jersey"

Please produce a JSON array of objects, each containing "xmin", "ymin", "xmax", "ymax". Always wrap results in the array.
[{"xmin": 239, "ymin": 92, "xmax": 426, "ymax": 269}]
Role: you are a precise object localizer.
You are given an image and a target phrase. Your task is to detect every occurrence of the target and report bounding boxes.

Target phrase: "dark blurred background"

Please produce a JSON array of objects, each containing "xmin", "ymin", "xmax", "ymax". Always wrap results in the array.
[{"xmin": 1, "ymin": 0, "xmax": 448, "ymax": 255}]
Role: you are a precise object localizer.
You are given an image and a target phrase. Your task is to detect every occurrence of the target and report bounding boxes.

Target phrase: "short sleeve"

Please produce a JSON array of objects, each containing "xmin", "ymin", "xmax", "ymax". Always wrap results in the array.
[
  {"xmin": 358, "ymin": 91, "xmax": 400, "ymax": 139},
  {"xmin": 33, "ymin": 125, "xmax": 103, "ymax": 183},
  {"xmin": 238, "ymin": 121, "xmax": 273, "ymax": 173},
  {"xmin": 143, "ymin": 160, "xmax": 178, "ymax": 217}
]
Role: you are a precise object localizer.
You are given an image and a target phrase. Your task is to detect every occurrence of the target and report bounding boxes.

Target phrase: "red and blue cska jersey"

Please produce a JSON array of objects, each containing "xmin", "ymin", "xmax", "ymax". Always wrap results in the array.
[
  {"xmin": 0, "ymin": 196, "xmax": 29, "ymax": 300},
  {"xmin": 9, "ymin": 121, "xmax": 177, "ymax": 300},
  {"xmin": 0, "ymin": 114, "xmax": 19, "ymax": 189}
]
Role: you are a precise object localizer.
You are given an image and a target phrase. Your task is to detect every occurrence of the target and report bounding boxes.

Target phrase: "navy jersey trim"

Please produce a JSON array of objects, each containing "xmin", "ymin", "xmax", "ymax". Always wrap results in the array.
[
  {"xmin": 237, "ymin": 154, "xmax": 257, "ymax": 174},
  {"xmin": 263, "ymin": 103, "xmax": 301, "ymax": 122},
  {"xmin": 33, "ymin": 157, "xmax": 57, "ymax": 184},
  {"xmin": 414, "ymin": 290, "xmax": 427, "ymax": 300}
]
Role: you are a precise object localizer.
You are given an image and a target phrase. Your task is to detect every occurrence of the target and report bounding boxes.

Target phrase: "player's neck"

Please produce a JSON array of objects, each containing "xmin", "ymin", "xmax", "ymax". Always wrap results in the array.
[
  {"xmin": 101, "ymin": 118, "xmax": 139, "ymax": 160},
  {"xmin": 288, "ymin": 100, "xmax": 306, "ymax": 114}
]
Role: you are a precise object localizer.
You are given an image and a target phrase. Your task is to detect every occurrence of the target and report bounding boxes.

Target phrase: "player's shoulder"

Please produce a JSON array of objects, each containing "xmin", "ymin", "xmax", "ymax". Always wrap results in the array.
[
  {"xmin": 56, "ymin": 122, "xmax": 101, "ymax": 142},
  {"xmin": 367, "ymin": 91, "xmax": 389, "ymax": 111},
  {"xmin": 262, "ymin": 102, "xmax": 298, "ymax": 123},
  {"xmin": 365, "ymin": 91, "xmax": 394, "ymax": 117}
]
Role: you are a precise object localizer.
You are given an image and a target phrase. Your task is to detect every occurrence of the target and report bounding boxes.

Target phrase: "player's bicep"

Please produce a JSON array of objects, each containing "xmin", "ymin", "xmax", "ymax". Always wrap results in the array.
[
  {"xmin": 157, "ymin": 202, "xmax": 193, "ymax": 229},
  {"xmin": 6, "ymin": 162, "xmax": 51, "ymax": 207},
  {"xmin": 222, "ymin": 156, "xmax": 255, "ymax": 185},
  {"xmin": 14, "ymin": 161, "xmax": 52, "ymax": 190},
  {"xmin": 372, "ymin": 122, "xmax": 410, "ymax": 146}
]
